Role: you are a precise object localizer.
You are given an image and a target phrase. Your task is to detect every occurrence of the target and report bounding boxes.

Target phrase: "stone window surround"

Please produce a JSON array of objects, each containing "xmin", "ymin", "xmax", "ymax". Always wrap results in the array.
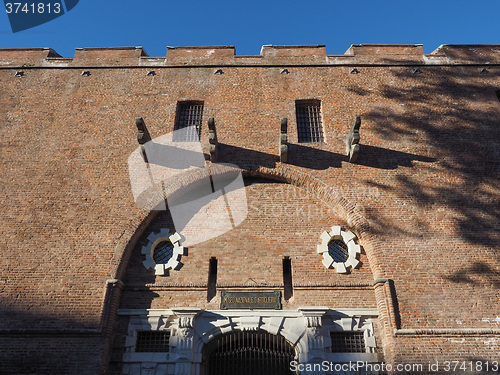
[
  {"xmin": 317, "ymin": 226, "xmax": 361, "ymax": 274},
  {"xmin": 118, "ymin": 307, "xmax": 378, "ymax": 375},
  {"xmin": 141, "ymin": 228, "xmax": 185, "ymax": 276}
]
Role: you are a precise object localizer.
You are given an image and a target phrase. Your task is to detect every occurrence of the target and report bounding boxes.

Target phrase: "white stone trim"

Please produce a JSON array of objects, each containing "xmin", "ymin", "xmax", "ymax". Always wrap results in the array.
[
  {"xmin": 318, "ymin": 226, "xmax": 361, "ymax": 274},
  {"xmin": 118, "ymin": 308, "xmax": 379, "ymax": 375},
  {"xmin": 323, "ymin": 314, "xmax": 378, "ymax": 364},
  {"xmin": 141, "ymin": 228, "xmax": 185, "ymax": 276}
]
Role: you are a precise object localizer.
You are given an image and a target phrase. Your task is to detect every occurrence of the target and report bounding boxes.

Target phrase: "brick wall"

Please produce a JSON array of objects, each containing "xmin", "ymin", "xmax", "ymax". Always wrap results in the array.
[
  {"xmin": 0, "ymin": 336, "xmax": 103, "ymax": 374},
  {"xmin": 121, "ymin": 180, "xmax": 376, "ymax": 310},
  {"xmin": 0, "ymin": 44, "xmax": 499, "ymax": 373}
]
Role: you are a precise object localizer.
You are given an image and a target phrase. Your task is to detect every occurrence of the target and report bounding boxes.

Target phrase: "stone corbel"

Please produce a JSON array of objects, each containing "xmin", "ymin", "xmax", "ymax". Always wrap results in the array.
[
  {"xmin": 346, "ymin": 116, "xmax": 361, "ymax": 163},
  {"xmin": 172, "ymin": 308, "xmax": 202, "ymax": 327},
  {"xmin": 208, "ymin": 117, "xmax": 218, "ymax": 162},
  {"xmin": 135, "ymin": 117, "xmax": 151, "ymax": 162},
  {"xmin": 299, "ymin": 307, "xmax": 329, "ymax": 322},
  {"xmin": 279, "ymin": 117, "xmax": 288, "ymax": 163}
]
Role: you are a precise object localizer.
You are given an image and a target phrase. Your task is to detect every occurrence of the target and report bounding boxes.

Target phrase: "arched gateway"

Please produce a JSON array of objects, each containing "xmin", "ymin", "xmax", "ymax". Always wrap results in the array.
[
  {"xmin": 202, "ymin": 330, "xmax": 295, "ymax": 375},
  {"xmin": 110, "ymin": 178, "xmax": 381, "ymax": 375}
]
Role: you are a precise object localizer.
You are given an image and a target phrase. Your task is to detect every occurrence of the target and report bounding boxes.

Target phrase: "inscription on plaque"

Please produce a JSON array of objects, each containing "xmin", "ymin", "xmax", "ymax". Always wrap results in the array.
[{"xmin": 220, "ymin": 291, "xmax": 281, "ymax": 310}]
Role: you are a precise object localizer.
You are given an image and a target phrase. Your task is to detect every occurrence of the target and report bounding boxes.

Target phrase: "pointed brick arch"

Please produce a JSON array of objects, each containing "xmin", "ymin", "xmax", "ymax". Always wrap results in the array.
[
  {"xmin": 111, "ymin": 164, "xmax": 385, "ymax": 280},
  {"xmin": 242, "ymin": 165, "xmax": 384, "ymax": 278},
  {"xmin": 102, "ymin": 164, "xmax": 396, "ymax": 371}
]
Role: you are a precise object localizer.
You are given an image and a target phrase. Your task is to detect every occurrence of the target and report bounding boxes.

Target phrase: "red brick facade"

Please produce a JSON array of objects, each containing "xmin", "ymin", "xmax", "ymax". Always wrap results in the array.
[{"xmin": 0, "ymin": 44, "xmax": 499, "ymax": 374}]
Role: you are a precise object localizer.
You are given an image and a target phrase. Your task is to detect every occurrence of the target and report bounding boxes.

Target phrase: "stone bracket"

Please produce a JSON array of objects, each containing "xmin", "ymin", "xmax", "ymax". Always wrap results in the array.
[
  {"xmin": 346, "ymin": 116, "xmax": 361, "ymax": 163},
  {"xmin": 135, "ymin": 117, "xmax": 152, "ymax": 162},
  {"xmin": 208, "ymin": 117, "xmax": 218, "ymax": 162},
  {"xmin": 279, "ymin": 117, "xmax": 288, "ymax": 163}
]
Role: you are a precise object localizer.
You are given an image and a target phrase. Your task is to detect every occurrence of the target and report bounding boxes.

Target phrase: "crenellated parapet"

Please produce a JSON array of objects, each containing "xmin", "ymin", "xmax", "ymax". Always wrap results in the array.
[
  {"xmin": 165, "ymin": 45, "xmax": 236, "ymax": 65},
  {"xmin": 261, "ymin": 44, "xmax": 328, "ymax": 63},
  {"xmin": 0, "ymin": 44, "xmax": 499, "ymax": 67},
  {"xmin": 0, "ymin": 47, "xmax": 60, "ymax": 67},
  {"xmin": 428, "ymin": 44, "xmax": 500, "ymax": 64},
  {"xmin": 71, "ymin": 46, "xmax": 148, "ymax": 66},
  {"xmin": 339, "ymin": 44, "xmax": 425, "ymax": 64}
]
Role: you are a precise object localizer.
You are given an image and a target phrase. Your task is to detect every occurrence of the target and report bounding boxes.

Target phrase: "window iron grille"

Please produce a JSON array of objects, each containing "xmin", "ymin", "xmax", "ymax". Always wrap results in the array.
[
  {"xmin": 328, "ymin": 239, "xmax": 349, "ymax": 263},
  {"xmin": 205, "ymin": 330, "xmax": 295, "ymax": 375},
  {"xmin": 295, "ymin": 100, "xmax": 324, "ymax": 143},
  {"xmin": 135, "ymin": 331, "xmax": 170, "ymax": 352},
  {"xmin": 153, "ymin": 241, "xmax": 174, "ymax": 264},
  {"xmin": 174, "ymin": 101, "xmax": 204, "ymax": 141},
  {"xmin": 330, "ymin": 331, "xmax": 365, "ymax": 353}
]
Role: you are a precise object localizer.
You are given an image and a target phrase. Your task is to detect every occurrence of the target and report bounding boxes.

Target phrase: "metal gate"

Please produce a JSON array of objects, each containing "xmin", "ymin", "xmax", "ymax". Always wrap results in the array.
[{"xmin": 203, "ymin": 330, "xmax": 295, "ymax": 375}]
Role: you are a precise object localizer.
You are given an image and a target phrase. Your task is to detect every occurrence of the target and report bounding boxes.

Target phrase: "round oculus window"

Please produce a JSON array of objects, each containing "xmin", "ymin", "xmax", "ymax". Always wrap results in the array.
[
  {"xmin": 153, "ymin": 240, "xmax": 174, "ymax": 264},
  {"xmin": 317, "ymin": 226, "xmax": 362, "ymax": 273},
  {"xmin": 141, "ymin": 228, "xmax": 184, "ymax": 276},
  {"xmin": 328, "ymin": 239, "xmax": 349, "ymax": 263}
]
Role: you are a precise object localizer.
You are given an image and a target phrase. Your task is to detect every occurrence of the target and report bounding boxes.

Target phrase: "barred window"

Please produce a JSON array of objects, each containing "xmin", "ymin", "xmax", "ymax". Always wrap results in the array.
[
  {"xmin": 153, "ymin": 240, "xmax": 174, "ymax": 264},
  {"xmin": 135, "ymin": 331, "xmax": 170, "ymax": 352},
  {"xmin": 174, "ymin": 101, "xmax": 204, "ymax": 141},
  {"xmin": 330, "ymin": 331, "xmax": 365, "ymax": 353},
  {"xmin": 328, "ymin": 239, "xmax": 349, "ymax": 263},
  {"xmin": 295, "ymin": 99, "xmax": 324, "ymax": 143}
]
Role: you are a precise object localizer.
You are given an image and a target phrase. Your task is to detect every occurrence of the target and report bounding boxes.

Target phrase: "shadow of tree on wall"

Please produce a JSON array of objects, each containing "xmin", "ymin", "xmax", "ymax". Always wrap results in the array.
[
  {"xmin": 356, "ymin": 66, "xmax": 500, "ymax": 285},
  {"xmin": 217, "ymin": 140, "xmax": 435, "ymax": 171},
  {"xmin": 217, "ymin": 143, "xmax": 277, "ymax": 170},
  {"xmin": 444, "ymin": 262, "xmax": 500, "ymax": 289},
  {"xmin": 0, "ymin": 303, "xmax": 103, "ymax": 374},
  {"xmin": 357, "ymin": 145, "xmax": 435, "ymax": 169}
]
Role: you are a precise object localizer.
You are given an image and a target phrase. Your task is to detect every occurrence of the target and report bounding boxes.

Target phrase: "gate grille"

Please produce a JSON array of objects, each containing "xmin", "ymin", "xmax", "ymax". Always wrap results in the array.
[{"xmin": 205, "ymin": 330, "xmax": 295, "ymax": 375}]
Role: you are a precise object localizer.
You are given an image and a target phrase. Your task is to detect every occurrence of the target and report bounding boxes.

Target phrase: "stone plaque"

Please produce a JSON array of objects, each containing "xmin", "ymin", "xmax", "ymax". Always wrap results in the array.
[{"xmin": 220, "ymin": 291, "xmax": 281, "ymax": 310}]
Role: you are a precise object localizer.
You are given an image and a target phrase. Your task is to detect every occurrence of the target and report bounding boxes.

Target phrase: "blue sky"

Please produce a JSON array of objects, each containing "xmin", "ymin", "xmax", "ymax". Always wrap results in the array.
[{"xmin": 1, "ymin": 0, "xmax": 499, "ymax": 57}]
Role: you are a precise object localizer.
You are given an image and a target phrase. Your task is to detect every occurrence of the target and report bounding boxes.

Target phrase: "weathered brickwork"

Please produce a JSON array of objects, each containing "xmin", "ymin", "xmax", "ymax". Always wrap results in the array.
[
  {"xmin": 0, "ymin": 336, "xmax": 103, "ymax": 374},
  {"xmin": 0, "ymin": 44, "xmax": 499, "ymax": 374},
  {"xmin": 121, "ymin": 181, "xmax": 376, "ymax": 307}
]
